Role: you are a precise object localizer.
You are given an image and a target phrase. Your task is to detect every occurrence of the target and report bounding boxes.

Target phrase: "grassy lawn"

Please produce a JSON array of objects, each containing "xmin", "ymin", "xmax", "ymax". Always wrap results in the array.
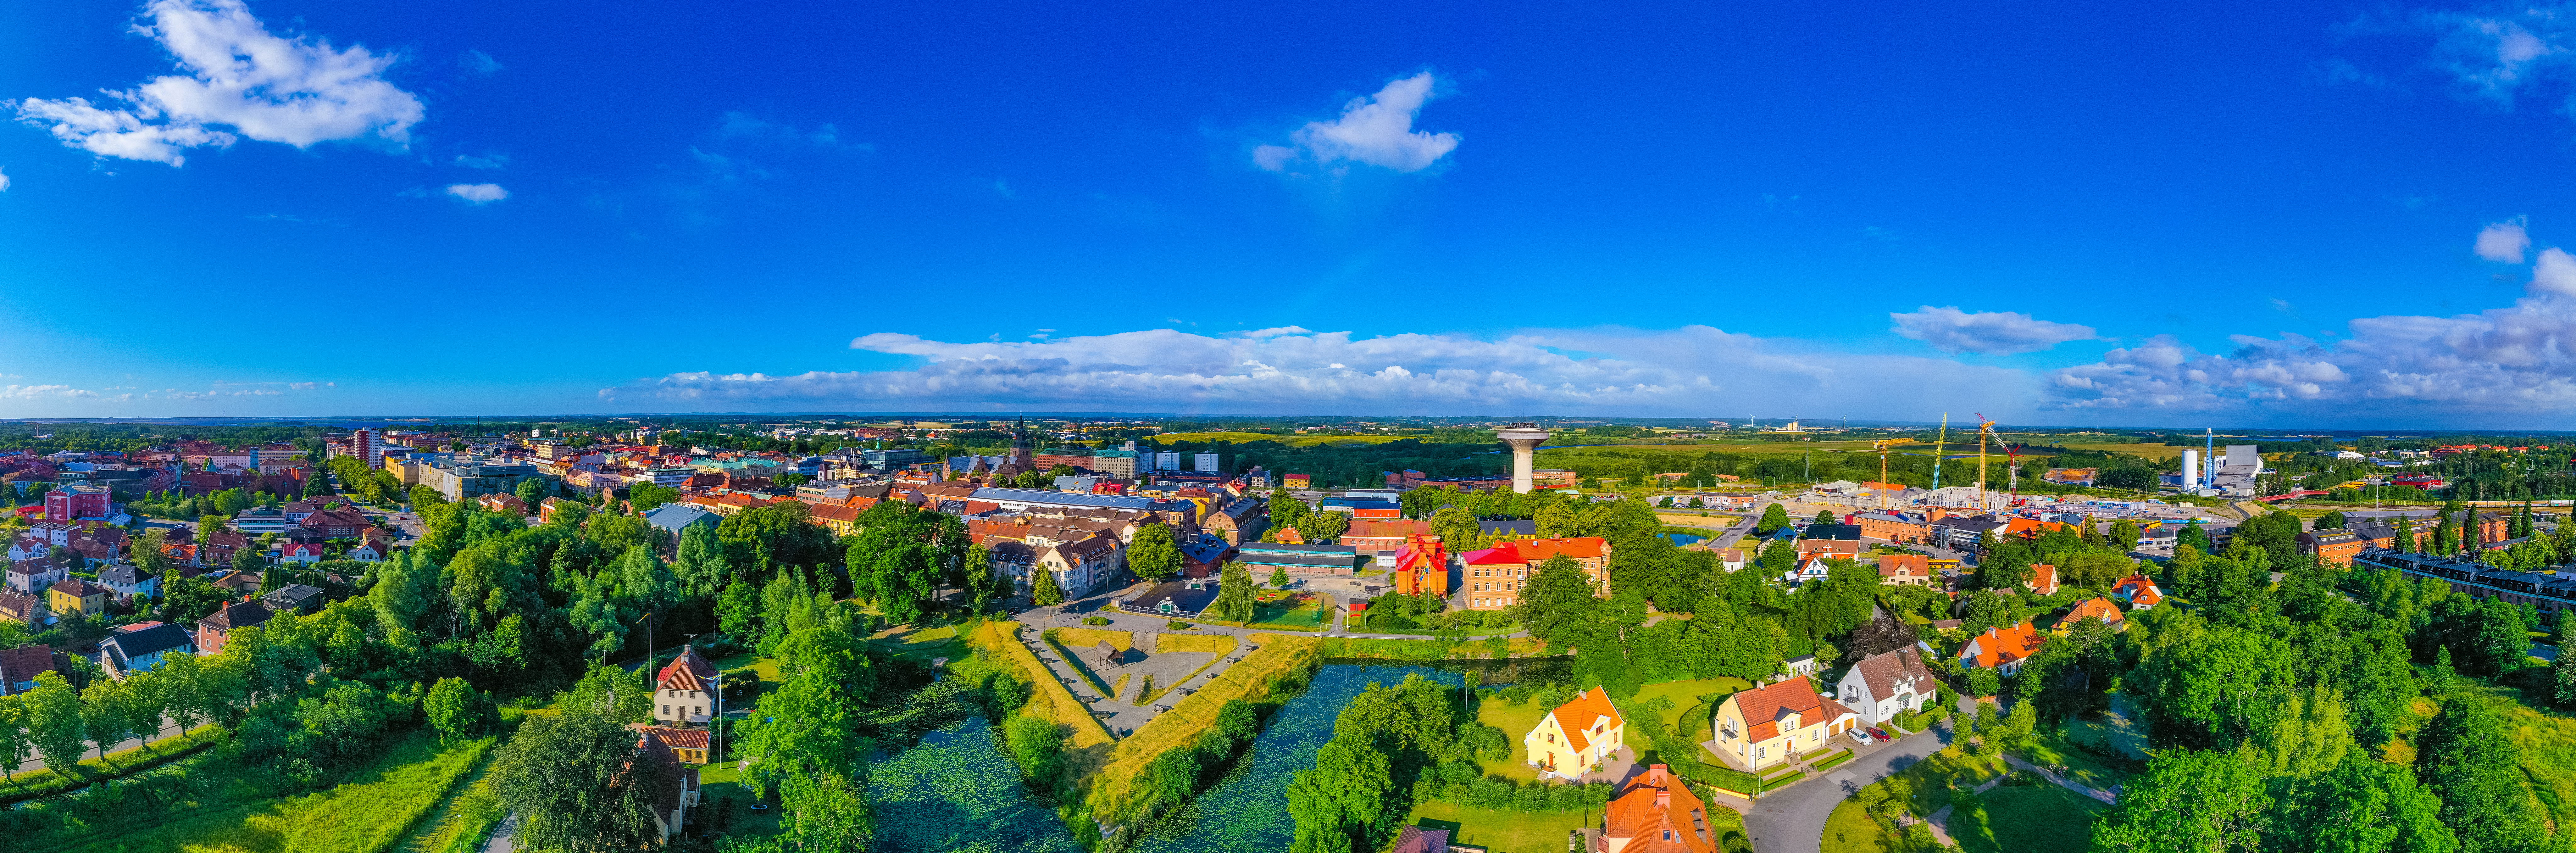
[
  {"xmin": 1406, "ymin": 801, "xmax": 1592, "ymax": 853},
  {"xmin": 1153, "ymin": 633, "xmax": 1237, "ymax": 656},
  {"xmin": 1476, "ymin": 696, "xmax": 1549, "ymax": 782},
  {"xmin": 1050, "ymin": 626, "xmax": 1135, "ymax": 651},
  {"xmin": 866, "ymin": 622, "xmax": 963, "ymax": 661},
  {"xmin": 1945, "ymin": 779, "xmax": 2111, "ymax": 853},
  {"xmin": 1822, "ymin": 800, "xmax": 1900, "ymax": 853},
  {"xmin": 696, "ymin": 760, "xmax": 785, "ymax": 839},
  {"xmin": 60, "ymin": 731, "xmax": 493, "ymax": 853},
  {"xmin": 1629, "ymin": 677, "xmax": 1753, "ymax": 735}
]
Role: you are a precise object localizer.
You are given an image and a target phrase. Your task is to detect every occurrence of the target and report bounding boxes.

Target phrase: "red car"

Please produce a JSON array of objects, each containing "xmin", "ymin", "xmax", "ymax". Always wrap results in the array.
[{"xmin": 1867, "ymin": 727, "xmax": 1892, "ymax": 743}]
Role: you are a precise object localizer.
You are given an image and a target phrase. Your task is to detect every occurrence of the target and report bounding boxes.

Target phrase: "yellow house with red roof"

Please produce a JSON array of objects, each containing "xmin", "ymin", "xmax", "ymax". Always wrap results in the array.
[
  {"xmin": 1712, "ymin": 676, "xmax": 1858, "ymax": 771},
  {"xmin": 1461, "ymin": 536, "xmax": 1612, "ymax": 610},
  {"xmin": 1524, "ymin": 685, "xmax": 1627, "ymax": 779}
]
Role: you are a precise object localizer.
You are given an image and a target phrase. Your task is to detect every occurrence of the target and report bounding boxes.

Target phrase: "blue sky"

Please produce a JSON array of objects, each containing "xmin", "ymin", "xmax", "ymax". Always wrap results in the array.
[{"xmin": 8, "ymin": 1, "xmax": 2576, "ymax": 426}]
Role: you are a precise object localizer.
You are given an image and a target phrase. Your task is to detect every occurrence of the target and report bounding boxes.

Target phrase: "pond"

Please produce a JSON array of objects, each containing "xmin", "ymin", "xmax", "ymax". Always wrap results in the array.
[
  {"xmin": 1664, "ymin": 532, "xmax": 1706, "ymax": 547},
  {"xmin": 869, "ymin": 714, "xmax": 1084, "ymax": 853},
  {"xmin": 863, "ymin": 656, "xmax": 1571, "ymax": 852},
  {"xmin": 1124, "ymin": 657, "xmax": 1570, "ymax": 853}
]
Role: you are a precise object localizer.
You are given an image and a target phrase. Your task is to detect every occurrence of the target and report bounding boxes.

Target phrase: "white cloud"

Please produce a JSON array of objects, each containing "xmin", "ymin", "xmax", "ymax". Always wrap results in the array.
[
  {"xmin": 1889, "ymin": 306, "xmax": 2099, "ymax": 355},
  {"xmin": 0, "ymin": 166, "xmax": 9, "ymax": 192},
  {"xmin": 1255, "ymin": 72, "xmax": 1459, "ymax": 174},
  {"xmin": 0, "ymin": 385, "xmax": 93, "ymax": 399},
  {"xmin": 2476, "ymin": 218, "xmax": 2530, "ymax": 261},
  {"xmin": 446, "ymin": 183, "xmax": 507, "ymax": 203},
  {"xmin": 454, "ymin": 153, "xmax": 508, "ymax": 169},
  {"xmin": 2043, "ymin": 226, "xmax": 2576, "ymax": 419},
  {"xmin": 599, "ymin": 326, "xmax": 2023, "ymax": 416},
  {"xmin": 13, "ymin": 0, "xmax": 423, "ymax": 166}
]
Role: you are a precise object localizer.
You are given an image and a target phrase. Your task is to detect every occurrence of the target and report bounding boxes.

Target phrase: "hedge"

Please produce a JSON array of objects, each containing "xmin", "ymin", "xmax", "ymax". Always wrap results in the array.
[
  {"xmin": 1812, "ymin": 751, "xmax": 1856, "ymax": 772},
  {"xmin": 1759, "ymin": 770, "xmax": 1807, "ymax": 791}
]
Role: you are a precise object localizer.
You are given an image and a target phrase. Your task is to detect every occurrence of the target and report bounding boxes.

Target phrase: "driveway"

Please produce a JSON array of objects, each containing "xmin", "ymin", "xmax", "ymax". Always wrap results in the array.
[{"xmin": 1743, "ymin": 716, "xmax": 1957, "ymax": 853}]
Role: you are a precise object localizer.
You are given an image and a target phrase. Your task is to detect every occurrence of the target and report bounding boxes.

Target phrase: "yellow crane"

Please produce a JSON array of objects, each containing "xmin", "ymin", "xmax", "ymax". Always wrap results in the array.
[{"xmin": 1870, "ymin": 438, "xmax": 1924, "ymax": 509}]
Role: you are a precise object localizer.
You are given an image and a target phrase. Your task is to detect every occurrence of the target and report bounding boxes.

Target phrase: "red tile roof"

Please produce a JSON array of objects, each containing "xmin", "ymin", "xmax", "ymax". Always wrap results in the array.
[
  {"xmin": 1513, "ymin": 537, "xmax": 1607, "ymax": 561},
  {"xmin": 1548, "ymin": 686, "xmax": 1625, "ymax": 753},
  {"xmin": 1602, "ymin": 764, "xmax": 1716, "ymax": 852},
  {"xmin": 1729, "ymin": 676, "xmax": 1845, "ymax": 743},
  {"xmin": 1960, "ymin": 622, "xmax": 2042, "ymax": 669}
]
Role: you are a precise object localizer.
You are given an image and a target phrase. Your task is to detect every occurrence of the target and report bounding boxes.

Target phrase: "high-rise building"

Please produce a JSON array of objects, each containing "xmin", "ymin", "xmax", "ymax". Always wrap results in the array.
[
  {"xmin": 1154, "ymin": 451, "xmax": 1181, "ymax": 472},
  {"xmin": 350, "ymin": 428, "xmax": 382, "ymax": 468},
  {"xmin": 1191, "ymin": 452, "xmax": 1220, "ymax": 472}
]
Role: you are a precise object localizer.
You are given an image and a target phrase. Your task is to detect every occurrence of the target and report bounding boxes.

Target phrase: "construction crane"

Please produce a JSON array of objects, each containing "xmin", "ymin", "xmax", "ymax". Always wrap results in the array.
[
  {"xmin": 1871, "ymin": 438, "xmax": 1924, "ymax": 509},
  {"xmin": 1974, "ymin": 413, "xmax": 1999, "ymax": 510},
  {"xmin": 1932, "ymin": 413, "xmax": 1949, "ymax": 491}
]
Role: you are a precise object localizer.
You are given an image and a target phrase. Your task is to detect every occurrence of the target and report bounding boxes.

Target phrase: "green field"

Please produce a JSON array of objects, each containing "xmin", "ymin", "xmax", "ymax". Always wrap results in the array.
[
  {"xmin": 1151, "ymin": 431, "xmax": 1413, "ymax": 447},
  {"xmin": 1944, "ymin": 779, "xmax": 2111, "ymax": 853},
  {"xmin": 867, "ymin": 622, "xmax": 965, "ymax": 662},
  {"xmin": 57, "ymin": 732, "xmax": 494, "ymax": 853}
]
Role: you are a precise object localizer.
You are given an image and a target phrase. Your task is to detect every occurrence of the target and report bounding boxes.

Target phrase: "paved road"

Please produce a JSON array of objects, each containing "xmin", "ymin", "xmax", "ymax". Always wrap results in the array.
[
  {"xmin": 1743, "ymin": 713, "xmax": 1960, "ymax": 853},
  {"xmin": 10, "ymin": 715, "xmax": 190, "ymax": 776}
]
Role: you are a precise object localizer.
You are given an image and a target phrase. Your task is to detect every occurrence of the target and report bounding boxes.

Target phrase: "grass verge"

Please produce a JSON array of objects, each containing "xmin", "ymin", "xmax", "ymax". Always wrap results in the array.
[
  {"xmin": 1405, "ymin": 800, "xmax": 1594, "ymax": 853},
  {"xmin": 1, "ymin": 724, "xmax": 227, "ymax": 804}
]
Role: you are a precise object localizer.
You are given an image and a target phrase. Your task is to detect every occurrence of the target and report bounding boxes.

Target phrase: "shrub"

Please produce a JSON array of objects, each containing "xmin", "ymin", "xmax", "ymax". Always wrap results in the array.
[
  {"xmin": 1169, "ymin": 621, "xmax": 1192, "ymax": 630},
  {"xmin": 1082, "ymin": 616, "xmax": 1111, "ymax": 626}
]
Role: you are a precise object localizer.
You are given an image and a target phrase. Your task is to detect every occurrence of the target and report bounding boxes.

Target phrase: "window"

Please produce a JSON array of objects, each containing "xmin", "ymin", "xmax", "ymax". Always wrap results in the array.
[{"xmin": 661, "ymin": 705, "xmax": 670, "ymax": 716}]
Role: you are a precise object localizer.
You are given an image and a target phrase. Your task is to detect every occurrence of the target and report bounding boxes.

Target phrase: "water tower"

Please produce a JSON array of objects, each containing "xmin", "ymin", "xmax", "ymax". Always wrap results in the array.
[{"xmin": 1496, "ymin": 422, "xmax": 1552, "ymax": 493}]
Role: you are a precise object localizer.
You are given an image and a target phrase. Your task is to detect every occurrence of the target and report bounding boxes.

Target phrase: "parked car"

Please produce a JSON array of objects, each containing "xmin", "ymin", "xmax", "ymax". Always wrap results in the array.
[
  {"xmin": 1849, "ymin": 729, "xmax": 1873, "ymax": 746},
  {"xmin": 1867, "ymin": 727, "xmax": 1892, "ymax": 743}
]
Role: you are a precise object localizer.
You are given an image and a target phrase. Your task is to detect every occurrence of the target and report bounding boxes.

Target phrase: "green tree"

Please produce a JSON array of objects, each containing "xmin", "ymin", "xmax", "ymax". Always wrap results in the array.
[
  {"xmin": 627, "ymin": 482, "xmax": 679, "ymax": 513},
  {"xmin": 1514, "ymin": 555, "xmax": 1597, "ymax": 644},
  {"xmin": 514, "ymin": 477, "xmax": 548, "ymax": 509},
  {"xmin": 2089, "ymin": 747, "xmax": 2272, "ymax": 853},
  {"xmin": 1129, "ymin": 522, "xmax": 1183, "ymax": 582},
  {"xmin": 1755, "ymin": 502, "xmax": 1791, "ymax": 534},
  {"xmin": 2557, "ymin": 651, "xmax": 2576, "ymax": 709},
  {"xmin": 2413, "ymin": 694, "xmax": 2546, "ymax": 853},
  {"xmin": 0, "ymin": 695, "xmax": 29, "ymax": 785},
  {"xmin": 1032, "ymin": 568, "xmax": 1065, "ymax": 606},
  {"xmin": 491, "ymin": 707, "xmax": 663, "ymax": 853},
  {"xmin": 672, "ymin": 520, "xmax": 728, "ymax": 599},
  {"xmin": 20, "ymin": 672, "xmax": 85, "ymax": 777},
  {"xmin": 2273, "ymin": 755, "xmax": 2459, "ymax": 853},
  {"xmin": 1208, "ymin": 561, "xmax": 1259, "ymax": 622},
  {"xmin": 77, "ymin": 677, "xmax": 142, "ymax": 764},
  {"xmin": 425, "ymin": 677, "xmax": 492, "ymax": 742},
  {"xmin": 1270, "ymin": 567, "xmax": 1292, "ymax": 588}
]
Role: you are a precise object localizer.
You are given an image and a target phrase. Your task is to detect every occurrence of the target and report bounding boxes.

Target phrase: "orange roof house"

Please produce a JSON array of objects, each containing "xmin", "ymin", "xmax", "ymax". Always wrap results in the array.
[
  {"xmin": 2053, "ymin": 597, "xmax": 2127, "ymax": 634},
  {"xmin": 2023, "ymin": 563, "xmax": 2058, "ymax": 596},
  {"xmin": 1601, "ymin": 764, "xmax": 1718, "ymax": 852},
  {"xmin": 1876, "ymin": 554, "xmax": 1930, "ymax": 586},
  {"xmin": 2112, "ymin": 574, "xmax": 2163, "ymax": 609},
  {"xmin": 1956, "ymin": 622, "xmax": 2044, "ymax": 674},
  {"xmin": 1712, "ymin": 676, "xmax": 1859, "ymax": 771},
  {"xmin": 1392, "ymin": 534, "xmax": 1448, "ymax": 598},
  {"xmin": 1523, "ymin": 686, "xmax": 1628, "ymax": 779}
]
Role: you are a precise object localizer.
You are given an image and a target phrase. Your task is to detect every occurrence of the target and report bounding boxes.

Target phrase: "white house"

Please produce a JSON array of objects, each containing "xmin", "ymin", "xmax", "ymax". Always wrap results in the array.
[
  {"xmin": 97, "ymin": 564, "xmax": 158, "ymax": 600},
  {"xmin": 1835, "ymin": 647, "xmax": 1939, "ymax": 725},
  {"xmin": 100, "ymin": 622, "xmax": 196, "ymax": 681}
]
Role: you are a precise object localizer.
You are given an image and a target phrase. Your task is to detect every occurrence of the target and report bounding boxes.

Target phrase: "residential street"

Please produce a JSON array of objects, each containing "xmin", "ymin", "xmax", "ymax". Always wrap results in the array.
[
  {"xmin": 10, "ymin": 715, "xmax": 189, "ymax": 776},
  {"xmin": 1741, "ymin": 705, "xmax": 1961, "ymax": 853}
]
